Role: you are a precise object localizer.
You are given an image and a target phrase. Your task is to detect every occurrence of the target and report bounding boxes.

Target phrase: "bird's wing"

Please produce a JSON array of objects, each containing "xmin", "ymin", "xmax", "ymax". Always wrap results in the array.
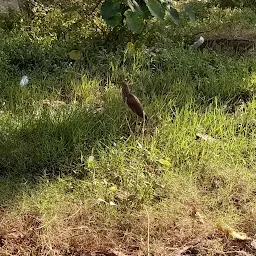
[{"xmin": 126, "ymin": 94, "xmax": 146, "ymax": 118}]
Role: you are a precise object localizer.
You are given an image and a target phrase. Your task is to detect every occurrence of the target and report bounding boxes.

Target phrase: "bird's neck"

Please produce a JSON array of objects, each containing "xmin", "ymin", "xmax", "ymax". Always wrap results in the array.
[{"xmin": 122, "ymin": 86, "xmax": 130, "ymax": 96}]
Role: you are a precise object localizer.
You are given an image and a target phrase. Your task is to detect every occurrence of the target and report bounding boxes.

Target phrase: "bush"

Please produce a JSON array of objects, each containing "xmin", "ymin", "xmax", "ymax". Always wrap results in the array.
[{"xmin": 211, "ymin": 0, "xmax": 256, "ymax": 8}]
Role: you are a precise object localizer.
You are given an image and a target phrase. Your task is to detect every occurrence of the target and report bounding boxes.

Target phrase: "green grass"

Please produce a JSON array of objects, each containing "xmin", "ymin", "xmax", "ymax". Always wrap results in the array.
[{"xmin": 0, "ymin": 3, "xmax": 256, "ymax": 256}]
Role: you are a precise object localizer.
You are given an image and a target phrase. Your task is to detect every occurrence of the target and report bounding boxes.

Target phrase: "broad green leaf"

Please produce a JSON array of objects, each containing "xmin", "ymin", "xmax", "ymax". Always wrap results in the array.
[
  {"xmin": 127, "ymin": 0, "xmax": 143, "ymax": 15},
  {"xmin": 140, "ymin": 2, "xmax": 153, "ymax": 19},
  {"xmin": 105, "ymin": 12, "xmax": 122, "ymax": 27},
  {"xmin": 183, "ymin": 4, "xmax": 196, "ymax": 22},
  {"xmin": 145, "ymin": 0, "xmax": 165, "ymax": 20},
  {"xmin": 68, "ymin": 50, "xmax": 82, "ymax": 60},
  {"xmin": 168, "ymin": 7, "xmax": 181, "ymax": 25},
  {"xmin": 125, "ymin": 10, "xmax": 144, "ymax": 34},
  {"xmin": 160, "ymin": 0, "xmax": 168, "ymax": 10},
  {"xmin": 101, "ymin": 0, "xmax": 121, "ymax": 20},
  {"xmin": 132, "ymin": 0, "xmax": 143, "ymax": 14},
  {"xmin": 158, "ymin": 159, "xmax": 172, "ymax": 167}
]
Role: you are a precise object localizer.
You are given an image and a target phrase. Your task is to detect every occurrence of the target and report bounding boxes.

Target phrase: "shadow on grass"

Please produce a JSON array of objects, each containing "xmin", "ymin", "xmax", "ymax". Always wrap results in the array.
[{"xmin": 0, "ymin": 94, "xmax": 130, "ymax": 207}]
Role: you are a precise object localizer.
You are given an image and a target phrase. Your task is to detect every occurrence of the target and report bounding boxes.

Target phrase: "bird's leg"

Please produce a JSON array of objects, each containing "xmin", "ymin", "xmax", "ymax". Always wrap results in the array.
[
  {"xmin": 135, "ymin": 116, "xmax": 141, "ymax": 134},
  {"xmin": 142, "ymin": 115, "xmax": 146, "ymax": 141},
  {"xmin": 125, "ymin": 116, "xmax": 134, "ymax": 135}
]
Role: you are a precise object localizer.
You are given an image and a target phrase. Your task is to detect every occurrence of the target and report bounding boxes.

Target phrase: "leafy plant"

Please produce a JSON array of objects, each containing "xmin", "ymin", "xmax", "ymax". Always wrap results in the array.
[
  {"xmin": 14, "ymin": 0, "xmax": 195, "ymax": 35},
  {"xmin": 100, "ymin": 0, "xmax": 196, "ymax": 33}
]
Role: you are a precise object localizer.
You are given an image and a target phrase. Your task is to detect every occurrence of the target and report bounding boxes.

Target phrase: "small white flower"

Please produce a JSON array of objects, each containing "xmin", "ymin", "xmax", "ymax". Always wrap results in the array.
[
  {"xmin": 191, "ymin": 36, "xmax": 205, "ymax": 49},
  {"xmin": 20, "ymin": 76, "xmax": 29, "ymax": 87},
  {"xmin": 137, "ymin": 142, "xmax": 143, "ymax": 149},
  {"xmin": 97, "ymin": 198, "xmax": 106, "ymax": 203}
]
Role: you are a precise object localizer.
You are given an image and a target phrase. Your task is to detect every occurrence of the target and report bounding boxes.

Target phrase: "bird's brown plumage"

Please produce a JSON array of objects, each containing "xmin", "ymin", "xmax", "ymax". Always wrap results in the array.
[{"xmin": 121, "ymin": 82, "xmax": 147, "ymax": 120}]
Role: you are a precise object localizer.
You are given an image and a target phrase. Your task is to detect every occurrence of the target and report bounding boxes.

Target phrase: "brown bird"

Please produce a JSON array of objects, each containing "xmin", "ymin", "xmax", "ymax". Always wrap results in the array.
[{"xmin": 121, "ymin": 81, "xmax": 147, "ymax": 120}]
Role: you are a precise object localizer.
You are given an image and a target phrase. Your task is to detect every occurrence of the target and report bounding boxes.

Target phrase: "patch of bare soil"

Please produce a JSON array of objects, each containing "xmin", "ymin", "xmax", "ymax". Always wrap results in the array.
[
  {"xmin": 0, "ymin": 211, "xmax": 42, "ymax": 255},
  {"xmin": 202, "ymin": 37, "xmax": 256, "ymax": 55},
  {"xmin": 191, "ymin": 28, "xmax": 256, "ymax": 55}
]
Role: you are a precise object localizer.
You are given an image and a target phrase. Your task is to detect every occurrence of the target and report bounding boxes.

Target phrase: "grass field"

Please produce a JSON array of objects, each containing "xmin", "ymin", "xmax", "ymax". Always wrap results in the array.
[{"xmin": 0, "ymin": 2, "xmax": 256, "ymax": 255}]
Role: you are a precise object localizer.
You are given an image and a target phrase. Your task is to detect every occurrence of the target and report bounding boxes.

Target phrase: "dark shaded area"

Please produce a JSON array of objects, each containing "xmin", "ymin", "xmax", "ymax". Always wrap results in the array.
[{"xmin": 0, "ymin": 99, "xmax": 128, "ymax": 178}]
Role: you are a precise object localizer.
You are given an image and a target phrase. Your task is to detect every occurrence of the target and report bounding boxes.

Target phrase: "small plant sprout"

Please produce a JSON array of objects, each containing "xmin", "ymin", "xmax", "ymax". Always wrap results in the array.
[{"xmin": 87, "ymin": 155, "xmax": 95, "ymax": 168}]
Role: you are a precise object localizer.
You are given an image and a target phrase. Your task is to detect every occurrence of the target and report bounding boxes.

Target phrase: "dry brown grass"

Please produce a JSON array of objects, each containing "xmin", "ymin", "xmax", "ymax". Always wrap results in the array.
[{"xmin": 0, "ymin": 195, "xmax": 255, "ymax": 256}]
